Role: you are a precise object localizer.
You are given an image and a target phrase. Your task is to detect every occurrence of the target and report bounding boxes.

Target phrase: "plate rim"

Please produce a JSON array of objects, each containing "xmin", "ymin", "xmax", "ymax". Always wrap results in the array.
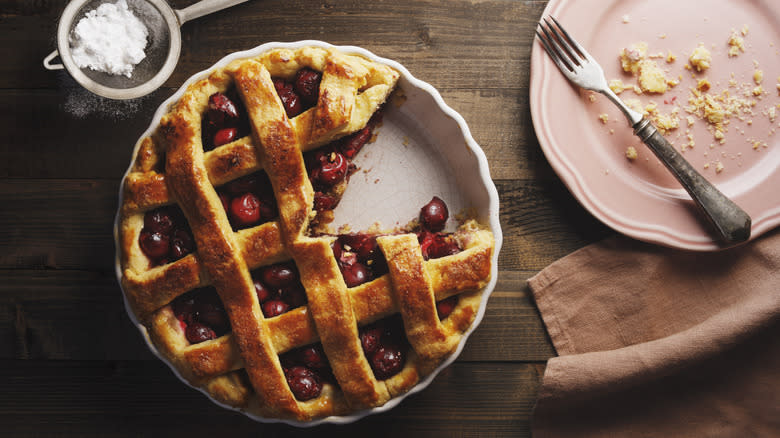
[{"xmin": 530, "ymin": 0, "xmax": 780, "ymax": 251}]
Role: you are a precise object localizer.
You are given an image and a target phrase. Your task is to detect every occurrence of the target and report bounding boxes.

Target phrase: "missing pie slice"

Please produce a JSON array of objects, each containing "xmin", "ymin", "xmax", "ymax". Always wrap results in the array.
[{"xmin": 118, "ymin": 46, "xmax": 494, "ymax": 422}]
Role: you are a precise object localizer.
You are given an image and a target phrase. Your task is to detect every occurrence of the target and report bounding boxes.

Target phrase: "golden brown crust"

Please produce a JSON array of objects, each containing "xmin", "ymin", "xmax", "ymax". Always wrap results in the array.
[
  {"xmin": 378, "ymin": 234, "xmax": 460, "ymax": 370},
  {"xmin": 118, "ymin": 46, "xmax": 494, "ymax": 421},
  {"xmin": 291, "ymin": 238, "xmax": 390, "ymax": 409}
]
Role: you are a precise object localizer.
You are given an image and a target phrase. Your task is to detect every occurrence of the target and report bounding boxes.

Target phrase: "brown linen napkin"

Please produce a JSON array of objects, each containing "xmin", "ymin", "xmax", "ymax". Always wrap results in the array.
[{"xmin": 528, "ymin": 229, "xmax": 780, "ymax": 437}]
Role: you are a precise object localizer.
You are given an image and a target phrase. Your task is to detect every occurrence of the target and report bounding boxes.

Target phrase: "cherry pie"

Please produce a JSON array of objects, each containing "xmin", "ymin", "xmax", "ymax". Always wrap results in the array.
[{"xmin": 118, "ymin": 46, "xmax": 494, "ymax": 422}]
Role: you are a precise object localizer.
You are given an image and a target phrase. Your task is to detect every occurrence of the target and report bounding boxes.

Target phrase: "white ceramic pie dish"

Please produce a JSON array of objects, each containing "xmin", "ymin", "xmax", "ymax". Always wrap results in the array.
[{"xmin": 113, "ymin": 40, "xmax": 502, "ymax": 426}]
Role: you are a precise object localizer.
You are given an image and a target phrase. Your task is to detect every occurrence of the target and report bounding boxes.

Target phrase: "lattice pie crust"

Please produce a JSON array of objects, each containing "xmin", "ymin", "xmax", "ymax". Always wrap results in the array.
[{"xmin": 118, "ymin": 46, "xmax": 494, "ymax": 421}]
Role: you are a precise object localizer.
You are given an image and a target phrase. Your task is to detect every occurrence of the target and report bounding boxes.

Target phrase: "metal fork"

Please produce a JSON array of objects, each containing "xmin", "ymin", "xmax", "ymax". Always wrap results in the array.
[{"xmin": 536, "ymin": 17, "xmax": 751, "ymax": 245}]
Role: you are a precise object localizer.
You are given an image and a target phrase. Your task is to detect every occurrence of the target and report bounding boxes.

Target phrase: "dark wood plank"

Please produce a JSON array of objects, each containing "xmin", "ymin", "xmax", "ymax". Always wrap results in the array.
[
  {"xmin": 0, "ymin": 89, "xmax": 171, "ymax": 179},
  {"xmin": 0, "ymin": 179, "xmax": 120, "ymax": 270},
  {"xmin": 0, "ymin": 269, "xmax": 554, "ymax": 361},
  {"xmin": 497, "ymin": 179, "xmax": 614, "ymax": 269},
  {"xmin": 0, "ymin": 359, "xmax": 542, "ymax": 437},
  {"xmin": 0, "ymin": 270, "xmax": 154, "ymax": 361}
]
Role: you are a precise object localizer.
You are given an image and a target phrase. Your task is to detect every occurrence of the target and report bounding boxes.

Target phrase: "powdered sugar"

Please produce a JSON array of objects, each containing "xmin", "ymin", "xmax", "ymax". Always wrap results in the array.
[{"xmin": 69, "ymin": 0, "xmax": 149, "ymax": 77}]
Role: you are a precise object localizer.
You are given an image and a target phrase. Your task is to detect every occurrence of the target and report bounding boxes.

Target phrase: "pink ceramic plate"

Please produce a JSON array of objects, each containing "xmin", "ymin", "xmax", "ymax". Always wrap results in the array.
[{"xmin": 530, "ymin": 0, "xmax": 780, "ymax": 251}]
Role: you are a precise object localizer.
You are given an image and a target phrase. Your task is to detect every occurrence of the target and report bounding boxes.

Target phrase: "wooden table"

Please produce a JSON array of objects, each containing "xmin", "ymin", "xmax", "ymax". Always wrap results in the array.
[{"xmin": 1, "ymin": 0, "xmax": 613, "ymax": 435}]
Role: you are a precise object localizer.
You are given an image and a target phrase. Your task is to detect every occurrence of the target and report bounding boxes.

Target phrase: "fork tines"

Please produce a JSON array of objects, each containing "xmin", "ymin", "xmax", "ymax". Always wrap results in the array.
[{"xmin": 536, "ymin": 16, "xmax": 587, "ymax": 72}]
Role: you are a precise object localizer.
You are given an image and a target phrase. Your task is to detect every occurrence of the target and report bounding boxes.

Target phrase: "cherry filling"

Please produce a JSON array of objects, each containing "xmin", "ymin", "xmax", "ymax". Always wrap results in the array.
[
  {"xmin": 272, "ymin": 68, "xmax": 322, "ymax": 119},
  {"xmin": 417, "ymin": 231, "xmax": 460, "ymax": 261},
  {"xmin": 216, "ymin": 171, "xmax": 278, "ymax": 230},
  {"xmin": 252, "ymin": 262, "xmax": 307, "ymax": 318},
  {"xmin": 419, "ymin": 196, "xmax": 448, "ymax": 232},
  {"xmin": 171, "ymin": 287, "xmax": 231, "ymax": 344},
  {"xmin": 417, "ymin": 197, "xmax": 462, "ymax": 318},
  {"xmin": 306, "ymin": 146, "xmax": 354, "ymax": 197},
  {"xmin": 359, "ymin": 317, "xmax": 408, "ymax": 380},
  {"xmin": 139, "ymin": 206, "xmax": 195, "ymax": 267},
  {"xmin": 339, "ymin": 125, "xmax": 372, "ymax": 159},
  {"xmin": 332, "ymin": 234, "xmax": 388, "ymax": 288},
  {"xmin": 201, "ymin": 90, "xmax": 251, "ymax": 151},
  {"xmin": 310, "ymin": 150, "xmax": 349, "ymax": 187},
  {"xmin": 279, "ymin": 342, "xmax": 333, "ymax": 401},
  {"xmin": 436, "ymin": 295, "xmax": 459, "ymax": 320},
  {"xmin": 328, "ymin": 197, "xmax": 464, "ymax": 288},
  {"xmin": 305, "ymin": 118, "xmax": 379, "ymax": 214},
  {"xmin": 294, "ymin": 68, "xmax": 322, "ymax": 105},
  {"xmin": 416, "ymin": 197, "xmax": 461, "ymax": 261}
]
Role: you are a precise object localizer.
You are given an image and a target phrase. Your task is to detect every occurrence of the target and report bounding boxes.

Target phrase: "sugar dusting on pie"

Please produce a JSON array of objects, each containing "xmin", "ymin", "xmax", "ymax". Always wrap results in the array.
[{"xmin": 117, "ymin": 46, "xmax": 494, "ymax": 422}]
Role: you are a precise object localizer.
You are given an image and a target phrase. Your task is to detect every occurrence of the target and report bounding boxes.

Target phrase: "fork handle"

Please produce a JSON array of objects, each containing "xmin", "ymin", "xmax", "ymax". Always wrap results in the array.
[{"xmin": 633, "ymin": 118, "xmax": 751, "ymax": 245}]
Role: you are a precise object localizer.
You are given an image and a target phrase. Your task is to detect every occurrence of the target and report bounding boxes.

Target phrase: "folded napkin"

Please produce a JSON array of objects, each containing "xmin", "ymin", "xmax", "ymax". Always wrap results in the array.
[{"xmin": 528, "ymin": 229, "xmax": 780, "ymax": 437}]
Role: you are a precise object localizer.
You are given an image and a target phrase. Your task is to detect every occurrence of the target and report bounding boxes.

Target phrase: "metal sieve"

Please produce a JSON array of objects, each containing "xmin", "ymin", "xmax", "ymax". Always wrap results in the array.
[{"xmin": 43, "ymin": 0, "xmax": 248, "ymax": 100}]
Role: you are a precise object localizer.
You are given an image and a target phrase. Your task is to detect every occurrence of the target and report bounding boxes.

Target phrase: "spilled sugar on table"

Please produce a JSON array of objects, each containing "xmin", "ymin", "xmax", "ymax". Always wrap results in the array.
[{"xmin": 0, "ymin": 0, "xmax": 612, "ymax": 436}]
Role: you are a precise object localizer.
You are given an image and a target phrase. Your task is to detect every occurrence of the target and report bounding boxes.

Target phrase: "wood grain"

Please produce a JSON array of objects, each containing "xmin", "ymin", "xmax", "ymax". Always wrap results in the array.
[{"xmin": 0, "ymin": 360, "xmax": 542, "ymax": 437}]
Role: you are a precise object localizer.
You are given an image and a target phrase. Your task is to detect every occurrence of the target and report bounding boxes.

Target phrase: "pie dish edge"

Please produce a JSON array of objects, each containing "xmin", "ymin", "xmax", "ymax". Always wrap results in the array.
[{"xmin": 112, "ymin": 40, "xmax": 503, "ymax": 426}]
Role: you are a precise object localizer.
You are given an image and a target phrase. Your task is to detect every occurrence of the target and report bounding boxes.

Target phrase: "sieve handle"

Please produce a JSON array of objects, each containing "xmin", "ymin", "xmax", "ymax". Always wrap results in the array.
[
  {"xmin": 175, "ymin": 0, "xmax": 249, "ymax": 25},
  {"xmin": 43, "ymin": 50, "xmax": 65, "ymax": 70}
]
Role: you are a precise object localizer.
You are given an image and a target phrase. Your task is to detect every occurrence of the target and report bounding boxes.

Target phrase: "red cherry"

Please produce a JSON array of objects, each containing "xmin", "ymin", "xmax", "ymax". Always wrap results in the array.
[
  {"xmin": 185, "ymin": 322, "xmax": 217, "ymax": 344},
  {"xmin": 427, "ymin": 236, "xmax": 460, "ymax": 260},
  {"xmin": 170, "ymin": 228, "xmax": 194, "ymax": 260},
  {"xmin": 360, "ymin": 326, "xmax": 384, "ymax": 355},
  {"xmin": 229, "ymin": 193, "xmax": 261, "ymax": 227},
  {"xmin": 285, "ymin": 366, "xmax": 322, "ymax": 401},
  {"xmin": 294, "ymin": 68, "xmax": 322, "ymax": 104},
  {"xmin": 419, "ymin": 196, "xmax": 449, "ymax": 232},
  {"xmin": 418, "ymin": 231, "xmax": 435, "ymax": 256},
  {"xmin": 339, "ymin": 126, "xmax": 371, "ymax": 158},
  {"xmin": 143, "ymin": 208, "xmax": 175, "ymax": 234},
  {"xmin": 207, "ymin": 92, "xmax": 239, "ymax": 126},
  {"xmin": 339, "ymin": 234, "xmax": 377, "ymax": 261},
  {"xmin": 337, "ymin": 247, "xmax": 358, "ymax": 267},
  {"xmin": 341, "ymin": 261, "xmax": 370, "ymax": 287},
  {"xmin": 254, "ymin": 279, "xmax": 272, "ymax": 303},
  {"xmin": 139, "ymin": 230, "xmax": 170, "ymax": 260},
  {"xmin": 312, "ymin": 152, "xmax": 348, "ymax": 187},
  {"xmin": 273, "ymin": 78, "xmax": 292, "ymax": 94},
  {"xmin": 299, "ymin": 344, "xmax": 328, "ymax": 370},
  {"xmin": 419, "ymin": 232, "xmax": 460, "ymax": 260},
  {"xmin": 314, "ymin": 192, "xmax": 337, "ymax": 211},
  {"xmin": 436, "ymin": 295, "xmax": 459, "ymax": 320},
  {"xmin": 262, "ymin": 299, "xmax": 290, "ymax": 318},
  {"xmin": 172, "ymin": 295, "xmax": 196, "ymax": 324},
  {"xmin": 194, "ymin": 301, "xmax": 229, "ymax": 335},
  {"xmin": 331, "ymin": 239, "xmax": 344, "ymax": 260},
  {"xmin": 370, "ymin": 345, "xmax": 405, "ymax": 380},
  {"xmin": 261, "ymin": 263, "xmax": 298, "ymax": 290},
  {"xmin": 273, "ymin": 79, "xmax": 303, "ymax": 118},
  {"xmin": 213, "ymin": 127, "xmax": 238, "ymax": 147},
  {"xmin": 281, "ymin": 284, "xmax": 307, "ymax": 308}
]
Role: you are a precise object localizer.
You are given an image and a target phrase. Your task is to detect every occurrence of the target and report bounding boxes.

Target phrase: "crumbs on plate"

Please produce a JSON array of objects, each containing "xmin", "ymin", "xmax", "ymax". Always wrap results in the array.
[{"xmin": 587, "ymin": 21, "xmax": 777, "ymax": 174}]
